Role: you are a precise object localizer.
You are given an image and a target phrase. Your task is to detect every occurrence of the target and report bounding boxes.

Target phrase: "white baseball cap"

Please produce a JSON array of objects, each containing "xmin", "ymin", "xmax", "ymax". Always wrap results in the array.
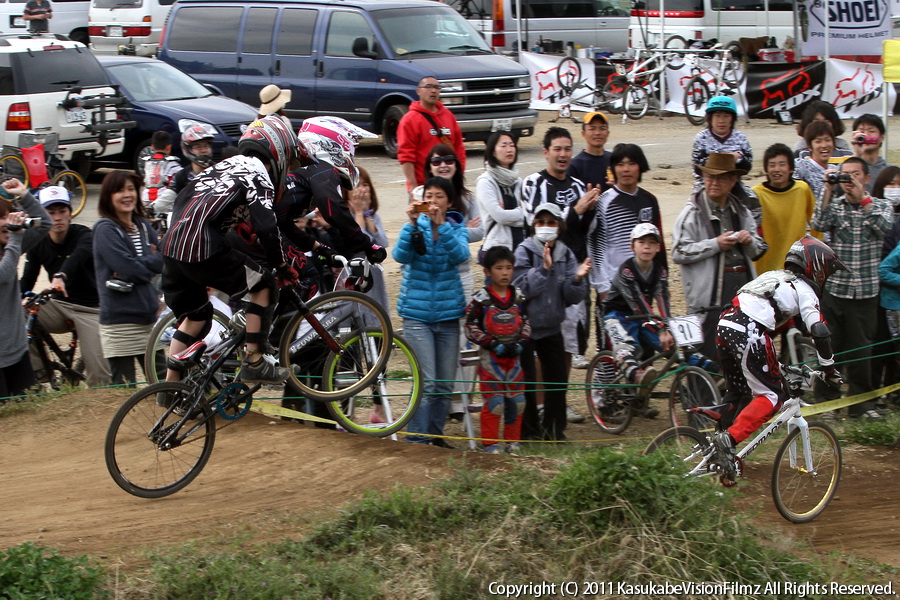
[
  {"xmin": 630, "ymin": 222, "xmax": 661, "ymax": 242},
  {"xmin": 38, "ymin": 186, "xmax": 71, "ymax": 208}
]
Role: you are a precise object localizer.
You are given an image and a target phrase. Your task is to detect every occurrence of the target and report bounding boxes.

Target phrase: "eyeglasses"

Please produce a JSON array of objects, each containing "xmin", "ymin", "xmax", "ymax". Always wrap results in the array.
[
  {"xmin": 430, "ymin": 155, "xmax": 456, "ymax": 166},
  {"xmin": 418, "ymin": 84, "xmax": 442, "ymax": 90}
]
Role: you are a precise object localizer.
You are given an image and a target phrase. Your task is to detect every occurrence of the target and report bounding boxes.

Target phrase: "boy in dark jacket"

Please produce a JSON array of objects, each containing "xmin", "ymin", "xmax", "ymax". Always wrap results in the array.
[
  {"xmin": 513, "ymin": 202, "xmax": 590, "ymax": 441},
  {"xmin": 465, "ymin": 246, "xmax": 531, "ymax": 453},
  {"xmin": 603, "ymin": 223, "xmax": 718, "ymax": 417}
]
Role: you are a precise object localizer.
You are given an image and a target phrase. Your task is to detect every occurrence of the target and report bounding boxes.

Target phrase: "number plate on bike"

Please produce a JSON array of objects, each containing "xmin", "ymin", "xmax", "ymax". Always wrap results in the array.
[
  {"xmin": 668, "ymin": 315, "xmax": 703, "ymax": 347},
  {"xmin": 65, "ymin": 108, "xmax": 87, "ymax": 123}
]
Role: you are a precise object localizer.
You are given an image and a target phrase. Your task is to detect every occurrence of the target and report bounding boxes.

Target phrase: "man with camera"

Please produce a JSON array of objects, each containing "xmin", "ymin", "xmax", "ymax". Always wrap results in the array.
[
  {"xmin": 672, "ymin": 152, "xmax": 767, "ymax": 360},
  {"xmin": 850, "ymin": 114, "xmax": 894, "ymax": 193},
  {"xmin": 811, "ymin": 157, "xmax": 893, "ymax": 418},
  {"xmin": 20, "ymin": 186, "xmax": 111, "ymax": 387}
]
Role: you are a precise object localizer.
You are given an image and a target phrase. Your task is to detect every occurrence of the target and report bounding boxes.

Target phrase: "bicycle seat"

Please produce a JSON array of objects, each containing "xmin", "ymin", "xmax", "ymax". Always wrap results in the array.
[
  {"xmin": 688, "ymin": 402, "xmax": 734, "ymax": 422},
  {"xmin": 167, "ymin": 341, "xmax": 208, "ymax": 372}
]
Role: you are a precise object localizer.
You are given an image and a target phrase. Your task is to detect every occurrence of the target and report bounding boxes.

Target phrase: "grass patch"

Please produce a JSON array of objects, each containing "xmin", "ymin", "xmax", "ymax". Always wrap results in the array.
[
  {"xmin": 841, "ymin": 413, "xmax": 900, "ymax": 448},
  {"xmin": 109, "ymin": 448, "xmax": 895, "ymax": 599},
  {"xmin": 0, "ymin": 542, "xmax": 108, "ymax": 599}
]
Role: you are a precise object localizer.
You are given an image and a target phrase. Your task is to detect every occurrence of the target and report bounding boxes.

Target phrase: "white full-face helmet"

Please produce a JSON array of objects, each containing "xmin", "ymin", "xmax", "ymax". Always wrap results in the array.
[{"xmin": 297, "ymin": 117, "xmax": 376, "ymax": 189}]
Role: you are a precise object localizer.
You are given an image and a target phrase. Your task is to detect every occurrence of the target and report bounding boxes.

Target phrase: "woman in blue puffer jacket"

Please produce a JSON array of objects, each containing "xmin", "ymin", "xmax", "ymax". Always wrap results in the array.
[{"xmin": 394, "ymin": 177, "xmax": 470, "ymax": 446}]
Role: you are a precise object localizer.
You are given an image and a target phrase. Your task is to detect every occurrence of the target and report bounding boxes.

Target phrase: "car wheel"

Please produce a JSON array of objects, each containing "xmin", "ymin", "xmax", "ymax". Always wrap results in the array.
[
  {"xmin": 134, "ymin": 139, "xmax": 154, "ymax": 177},
  {"xmin": 381, "ymin": 104, "xmax": 408, "ymax": 159}
]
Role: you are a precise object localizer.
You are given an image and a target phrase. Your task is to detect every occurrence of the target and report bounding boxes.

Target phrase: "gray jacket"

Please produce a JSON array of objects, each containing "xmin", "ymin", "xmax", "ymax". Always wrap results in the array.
[
  {"xmin": 0, "ymin": 192, "xmax": 50, "ymax": 368},
  {"xmin": 671, "ymin": 189, "xmax": 767, "ymax": 313},
  {"xmin": 513, "ymin": 236, "xmax": 588, "ymax": 340}
]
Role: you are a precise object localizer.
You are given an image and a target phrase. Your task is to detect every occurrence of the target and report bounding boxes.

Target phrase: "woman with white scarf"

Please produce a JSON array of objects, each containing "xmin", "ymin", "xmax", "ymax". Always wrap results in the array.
[{"xmin": 475, "ymin": 132, "xmax": 526, "ymax": 253}]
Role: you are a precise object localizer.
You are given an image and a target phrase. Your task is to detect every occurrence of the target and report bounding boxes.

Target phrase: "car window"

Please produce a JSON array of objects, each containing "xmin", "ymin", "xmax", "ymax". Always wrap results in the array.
[
  {"xmin": 372, "ymin": 7, "xmax": 491, "ymax": 55},
  {"xmin": 107, "ymin": 61, "xmax": 212, "ymax": 102},
  {"xmin": 168, "ymin": 6, "xmax": 243, "ymax": 52},
  {"xmin": 10, "ymin": 48, "xmax": 109, "ymax": 94},
  {"xmin": 0, "ymin": 67, "xmax": 12, "ymax": 96},
  {"xmin": 242, "ymin": 7, "xmax": 277, "ymax": 54},
  {"xmin": 325, "ymin": 11, "xmax": 375, "ymax": 57},
  {"xmin": 276, "ymin": 8, "xmax": 317, "ymax": 55}
]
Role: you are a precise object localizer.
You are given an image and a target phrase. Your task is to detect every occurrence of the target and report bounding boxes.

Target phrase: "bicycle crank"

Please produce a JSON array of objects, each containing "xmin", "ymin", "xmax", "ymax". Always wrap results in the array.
[{"xmin": 215, "ymin": 382, "xmax": 260, "ymax": 421}]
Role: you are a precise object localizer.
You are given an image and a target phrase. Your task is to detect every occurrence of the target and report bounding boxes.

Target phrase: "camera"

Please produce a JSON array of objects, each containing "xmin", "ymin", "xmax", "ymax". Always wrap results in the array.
[
  {"xmin": 105, "ymin": 278, "xmax": 135, "ymax": 293},
  {"xmin": 411, "ymin": 200, "xmax": 431, "ymax": 213},
  {"xmin": 854, "ymin": 134, "xmax": 879, "ymax": 145},
  {"xmin": 826, "ymin": 172, "xmax": 853, "ymax": 185},
  {"xmin": 5, "ymin": 217, "xmax": 41, "ymax": 231}
]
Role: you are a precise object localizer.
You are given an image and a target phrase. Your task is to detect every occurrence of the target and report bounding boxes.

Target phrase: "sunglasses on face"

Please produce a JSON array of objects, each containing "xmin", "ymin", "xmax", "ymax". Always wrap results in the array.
[{"xmin": 430, "ymin": 155, "xmax": 456, "ymax": 166}]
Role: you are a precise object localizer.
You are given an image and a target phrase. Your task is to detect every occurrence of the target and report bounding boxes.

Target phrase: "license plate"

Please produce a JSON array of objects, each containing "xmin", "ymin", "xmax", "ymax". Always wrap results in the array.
[
  {"xmin": 668, "ymin": 315, "xmax": 704, "ymax": 347},
  {"xmin": 491, "ymin": 118, "xmax": 512, "ymax": 132},
  {"xmin": 109, "ymin": 25, "xmax": 123, "ymax": 37},
  {"xmin": 12, "ymin": 17, "xmax": 25, "ymax": 27},
  {"xmin": 66, "ymin": 108, "xmax": 87, "ymax": 123}
]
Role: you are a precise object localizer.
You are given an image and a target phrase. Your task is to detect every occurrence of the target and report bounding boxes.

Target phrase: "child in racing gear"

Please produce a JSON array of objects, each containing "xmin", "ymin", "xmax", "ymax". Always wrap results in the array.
[
  {"xmin": 714, "ymin": 235, "xmax": 846, "ymax": 479},
  {"xmin": 465, "ymin": 246, "xmax": 531, "ymax": 453},
  {"xmin": 603, "ymin": 223, "xmax": 719, "ymax": 419}
]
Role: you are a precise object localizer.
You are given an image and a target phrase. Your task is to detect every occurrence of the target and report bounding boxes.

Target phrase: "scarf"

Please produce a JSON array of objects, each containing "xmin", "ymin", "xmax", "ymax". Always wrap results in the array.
[{"xmin": 485, "ymin": 163, "xmax": 519, "ymax": 189}]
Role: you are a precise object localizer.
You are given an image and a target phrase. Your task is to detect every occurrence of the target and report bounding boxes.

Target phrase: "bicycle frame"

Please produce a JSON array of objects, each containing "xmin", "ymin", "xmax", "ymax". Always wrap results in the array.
[
  {"xmin": 680, "ymin": 396, "xmax": 814, "ymax": 480},
  {"xmin": 24, "ymin": 293, "xmax": 81, "ymax": 389}
]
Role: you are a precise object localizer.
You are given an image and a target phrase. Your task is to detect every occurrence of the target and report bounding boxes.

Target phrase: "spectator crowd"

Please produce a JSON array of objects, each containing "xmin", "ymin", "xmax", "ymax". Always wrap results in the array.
[{"xmin": 2, "ymin": 84, "xmax": 898, "ymax": 449}]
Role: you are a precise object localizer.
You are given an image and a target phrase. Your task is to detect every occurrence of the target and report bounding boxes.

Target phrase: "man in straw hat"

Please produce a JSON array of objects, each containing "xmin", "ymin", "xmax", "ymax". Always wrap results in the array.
[{"xmin": 672, "ymin": 152, "xmax": 767, "ymax": 359}]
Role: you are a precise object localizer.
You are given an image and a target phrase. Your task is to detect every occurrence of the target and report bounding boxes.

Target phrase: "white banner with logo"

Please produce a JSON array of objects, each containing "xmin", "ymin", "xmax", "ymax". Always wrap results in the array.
[
  {"xmin": 823, "ymin": 58, "xmax": 896, "ymax": 117},
  {"xmin": 662, "ymin": 62, "xmax": 748, "ymax": 117},
  {"xmin": 801, "ymin": 0, "xmax": 892, "ymax": 56},
  {"xmin": 519, "ymin": 51, "xmax": 596, "ymax": 111}
]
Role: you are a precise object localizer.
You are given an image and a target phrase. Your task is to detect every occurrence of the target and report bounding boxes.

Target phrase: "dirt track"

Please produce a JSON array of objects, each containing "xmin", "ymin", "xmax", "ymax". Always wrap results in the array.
[{"xmin": 2, "ymin": 388, "xmax": 899, "ymax": 572}]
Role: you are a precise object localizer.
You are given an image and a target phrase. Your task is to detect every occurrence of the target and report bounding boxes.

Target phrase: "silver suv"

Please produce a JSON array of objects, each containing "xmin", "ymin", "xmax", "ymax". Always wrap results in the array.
[{"xmin": 0, "ymin": 33, "xmax": 129, "ymax": 170}]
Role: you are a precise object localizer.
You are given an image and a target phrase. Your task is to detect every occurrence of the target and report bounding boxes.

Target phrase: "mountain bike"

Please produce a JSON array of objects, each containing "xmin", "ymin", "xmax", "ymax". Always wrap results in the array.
[
  {"xmin": 143, "ymin": 260, "xmax": 422, "ymax": 438},
  {"xmin": 586, "ymin": 308, "xmax": 721, "ymax": 434},
  {"xmin": 23, "ymin": 289, "xmax": 85, "ymax": 391},
  {"xmin": 644, "ymin": 364, "xmax": 841, "ymax": 523},
  {"xmin": 0, "ymin": 133, "xmax": 87, "ymax": 216},
  {"xmin": 105, "ymin": 271, "xmax": 395, "ymax": 498}
]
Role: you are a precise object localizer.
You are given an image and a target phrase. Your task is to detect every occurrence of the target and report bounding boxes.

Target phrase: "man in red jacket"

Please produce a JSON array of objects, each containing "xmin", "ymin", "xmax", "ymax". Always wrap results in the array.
[{"xmin": 397, "ymin": 76, "xmax": 466, "ymax": 196}]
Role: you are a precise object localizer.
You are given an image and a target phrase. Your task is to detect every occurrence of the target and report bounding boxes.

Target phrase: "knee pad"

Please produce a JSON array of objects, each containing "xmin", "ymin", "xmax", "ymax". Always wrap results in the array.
[
  {"xmin": 512, "ymin": 394, "xmax": 525, "ymax": 416},
  {"xmin": 486, "ymin": 395, "xmax": 505, "ymax": 416}
]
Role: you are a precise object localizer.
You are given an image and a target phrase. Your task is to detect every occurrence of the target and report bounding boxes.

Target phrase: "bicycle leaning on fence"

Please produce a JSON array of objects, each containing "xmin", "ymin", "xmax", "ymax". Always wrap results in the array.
[
  {"xmin": 585, "ymin": 307, "xmax": 722, "ymax": 435},
  {"xmin": 104, "ymin": 257, "xmax": 417, "ymax": 498},
  {"xmin": 643, "ymin": 363, "xmax": 842, "ymax": 523}
]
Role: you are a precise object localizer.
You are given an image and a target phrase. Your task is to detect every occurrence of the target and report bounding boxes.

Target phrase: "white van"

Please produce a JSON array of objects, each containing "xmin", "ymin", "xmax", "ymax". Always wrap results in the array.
[
  {"xmin": 629, "ymin": 0, "xmax": 793, "ymax": 50},
  {"xmin": 88, "ymin": 0, "xmax": 174, "ymax": 56},
  {"xmin": 451, "ymin": 0, "xmax": 631, "ymax": 54},
  {"xmin": 0, "ymin": 0, "xmax": 89, "ymax": 44}
]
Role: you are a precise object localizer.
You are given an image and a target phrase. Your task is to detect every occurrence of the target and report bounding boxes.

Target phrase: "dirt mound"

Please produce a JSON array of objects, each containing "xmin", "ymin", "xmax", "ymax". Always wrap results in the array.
[{"xmin": 1, "ymin": 389, "xmax": 898, "ymax": 571}]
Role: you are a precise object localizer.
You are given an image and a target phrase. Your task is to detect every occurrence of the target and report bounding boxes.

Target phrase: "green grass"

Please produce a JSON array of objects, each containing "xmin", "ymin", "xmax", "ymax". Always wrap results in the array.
[
  {"xmin": 840, "ymin": 412, "xmax": 900, "ymax": 448},
  {"xmin": 106, "ymin": 449, "xmax": 896, "ymax": 599}
]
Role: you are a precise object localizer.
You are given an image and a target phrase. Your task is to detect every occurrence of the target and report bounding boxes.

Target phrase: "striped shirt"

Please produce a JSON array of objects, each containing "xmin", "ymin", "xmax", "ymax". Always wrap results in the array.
[
  {"xmin": 521, "ymin": 169, "xmax": 587, "ymax": 259},
  {"xmin": 162, "ymin": 155, "xmax": 284, "ymax": 267},
  {"xmin": 586, "ymin": 185, "xmax": 666, "ymax": 293}
]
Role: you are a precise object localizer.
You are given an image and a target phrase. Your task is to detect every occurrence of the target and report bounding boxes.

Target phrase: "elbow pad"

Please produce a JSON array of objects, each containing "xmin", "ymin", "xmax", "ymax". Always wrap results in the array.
[{"xmin": 809, "ymin": 321, "xmax": 834, "ymax": 364}]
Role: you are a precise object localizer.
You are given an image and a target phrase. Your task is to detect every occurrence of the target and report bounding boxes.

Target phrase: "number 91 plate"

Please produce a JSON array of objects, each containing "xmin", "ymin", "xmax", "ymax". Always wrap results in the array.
[{"xmin": 667, "ymin": 315, "xmax": 703, "ymax": 347}]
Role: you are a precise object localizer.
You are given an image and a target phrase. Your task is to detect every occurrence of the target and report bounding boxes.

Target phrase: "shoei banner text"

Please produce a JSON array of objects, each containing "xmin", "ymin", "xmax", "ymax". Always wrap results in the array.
[{"xmin": 799, "ymin": 0, "xmax": 892, "ymax": 56}]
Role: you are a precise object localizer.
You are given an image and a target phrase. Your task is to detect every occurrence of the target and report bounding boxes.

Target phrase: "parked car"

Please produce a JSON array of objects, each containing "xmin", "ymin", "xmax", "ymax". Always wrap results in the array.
[
  {"xmin": 157, "ymin": 0, "xmax": 537, "ymax": 157},
  {"xmin": 89, "ymin": 0, "xmax": 175, "ymax": 56},
  {"xmin": 95, "ymin": 55, "xmax": 257, "ymax": 172},
  {"xmin": 0, "ymin": 0, "xmax": 89, "ymax": 44},
  {"xmin": 0, "ymin": 33, "xmax": 128, "ymax": 173}
]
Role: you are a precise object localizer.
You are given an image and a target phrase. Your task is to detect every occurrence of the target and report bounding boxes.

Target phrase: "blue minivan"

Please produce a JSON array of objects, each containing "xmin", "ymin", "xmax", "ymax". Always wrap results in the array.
[{"xmin": 158, "ymin": 0, "xmax": 537, "ymax": 156}]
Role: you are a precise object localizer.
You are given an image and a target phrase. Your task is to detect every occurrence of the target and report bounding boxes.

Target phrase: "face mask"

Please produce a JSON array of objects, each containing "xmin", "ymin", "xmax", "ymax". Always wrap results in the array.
[
  {"xmin": 534, "ymin": 226, "xmax": 558, "ymax": 244},
  {"xmin": 884, "ymin": 188, "xmax": 900, "ymax": 205}
]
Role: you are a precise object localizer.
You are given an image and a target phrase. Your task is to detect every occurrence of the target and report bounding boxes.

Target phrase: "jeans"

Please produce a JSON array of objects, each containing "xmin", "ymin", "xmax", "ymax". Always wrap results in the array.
[{"xmin": 402, "ymin": 318, "xmax": 460, "ymax": 443}]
